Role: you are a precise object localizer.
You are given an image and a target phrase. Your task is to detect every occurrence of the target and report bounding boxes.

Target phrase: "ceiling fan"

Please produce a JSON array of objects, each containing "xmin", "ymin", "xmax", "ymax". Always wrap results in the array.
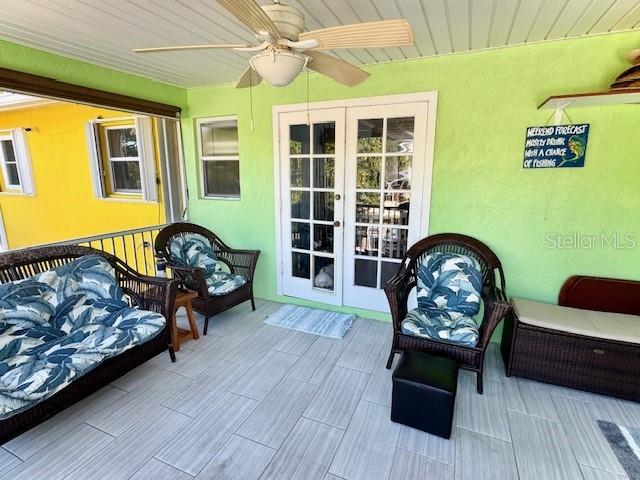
[{"xmin": 133, "ymin": 0, "xmax": 415, "ymax": 88}]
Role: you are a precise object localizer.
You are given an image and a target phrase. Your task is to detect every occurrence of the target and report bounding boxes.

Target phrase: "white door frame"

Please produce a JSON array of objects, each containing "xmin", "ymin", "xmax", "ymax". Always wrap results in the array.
[{"xmin": 273, "ymin": 92, "xmax": 438, "ymax": 302}]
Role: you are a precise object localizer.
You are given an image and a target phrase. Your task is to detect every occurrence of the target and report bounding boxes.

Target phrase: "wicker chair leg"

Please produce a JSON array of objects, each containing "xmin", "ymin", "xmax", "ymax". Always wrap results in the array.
[
  {"xmin": 385, "ymin": 348, "xmax": 395, "ymax": 369},
  {"xmin": 203, "ymin": 305, "xmax": 210, "ymax": 336},
  {"xmin": 251, "ymin": 294, "xmax": 256, "ymax": 311},
  {"xmin": 476, "ymin": 370, "xmax": 484, "ymax": 394},
  {"xmin": 168, "ymin": 346, "xmax": 177, "ymax": 363}
]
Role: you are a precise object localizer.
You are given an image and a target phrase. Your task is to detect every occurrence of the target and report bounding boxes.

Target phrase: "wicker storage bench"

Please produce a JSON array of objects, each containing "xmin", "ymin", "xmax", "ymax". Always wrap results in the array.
[{"xmin": 501, "ymin": 275, "xmax": 640, "ymax": 402}]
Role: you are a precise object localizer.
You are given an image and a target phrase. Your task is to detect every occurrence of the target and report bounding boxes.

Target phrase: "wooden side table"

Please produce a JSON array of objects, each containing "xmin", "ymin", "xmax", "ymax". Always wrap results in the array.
[{"xmin": 172, "ymin": 290, "xmax": 200, "ymax": 352}]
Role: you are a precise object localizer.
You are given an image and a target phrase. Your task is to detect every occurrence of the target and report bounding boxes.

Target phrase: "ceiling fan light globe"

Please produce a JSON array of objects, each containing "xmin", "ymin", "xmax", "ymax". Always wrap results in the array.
[{"xmin": 250, "ymin": 50, "xmax": 307, "ymax": 87}]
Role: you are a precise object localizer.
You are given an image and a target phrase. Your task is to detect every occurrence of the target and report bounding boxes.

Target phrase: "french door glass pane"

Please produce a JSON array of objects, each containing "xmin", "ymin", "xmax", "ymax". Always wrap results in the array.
[
  {"xmin": 291, "ymin": 222, "xmax": 310, "ymax": 249},
  {"xmin": 292, "ymin": 252, "xmax": 310, "ymax": 279},
  {"xmin": 313, "ymin": 158, "xmax": 335, "ymax": 188},
  {"xmin": 381, "ymin": 227, "xmax": 408, "ymax": 259},
  {"xmin": 291, "ymin": 191, "xmax": 310, "ymax": 219},
  {"xmin": 1, "ymin": 140, "xmax": 16, "ymax": 163},
  {"xmin": 204, "ymin": 160, "xmax": 240, "ymax": 196},
  {"xmin": 290, "ymin": 124, "xmax": 310, "ymax": 154},
  {"xmin": 356, "ymin": 157, "xmax": 381, "ymax": 189},
  {"xmin": 313, "ymin": 192, "xmax": 334, "ymax": 221},
  {"xmin": 314, "ymin": 224, "xmax": 334, "ymax": 253},
  {"xmin": 356, "ymin": 192, "xmax": 380, "ymax": 223},
  {"xmin": 386, "ymin": 117, "xmax": 415, "ymax": 153},
  {"xmin": 385, "ymin": 156, "xmax": 412, "ymax": 190},
  {"xmin": 313, "ymin": 123, "xmax": 336, "ymax": 154},
  {"xmin": 313, "ymin": 256, "xmax": 334, "ymax": 290},
  {"xmin": 383, "ymin": 193, "xmax": 410, "ymax": 225},
  {"xmin": 354, "ymin": 259, "xmax": 377, "ymax": 287},
  {"xmin": 107, "ymin": 128, "xmax": 138, "ymax": 157},
  {"xmin": 355, "ymin": 226, "xmax": 379, "ymax": 256},
  {"xmin": 357, "ymin": 119, "xmax": 383, "ymax": 153},
  {"xmin": 112, "ymin": 161, "xmax": 142, "ymax": 191},
  {"xmin": 380, "ymin": 261, "xmax": 400, "ymax": 287},
  {"xmin": 290, "ymin": 158, "xmax": 310, "ymax": 187},
  {"xmin": 200, "ymin": 120, "xmax": 238, "ymax": 156}
]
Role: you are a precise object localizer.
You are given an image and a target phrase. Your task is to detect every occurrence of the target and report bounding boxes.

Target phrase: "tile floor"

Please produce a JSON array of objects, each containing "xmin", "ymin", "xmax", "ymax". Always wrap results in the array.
[{"xmin": 1, "ymin": 299, "xmax": 635, "ymax": 479}]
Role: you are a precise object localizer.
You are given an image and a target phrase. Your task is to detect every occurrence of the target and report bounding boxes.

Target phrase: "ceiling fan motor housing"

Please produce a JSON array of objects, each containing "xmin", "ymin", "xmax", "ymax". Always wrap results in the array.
[{"xmin": 261, "ymin": 2, "xmax": 305, "ymax": 41}]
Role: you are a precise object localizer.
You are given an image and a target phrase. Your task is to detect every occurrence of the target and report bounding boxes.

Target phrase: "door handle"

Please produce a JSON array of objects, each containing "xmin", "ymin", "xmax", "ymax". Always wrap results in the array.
[
  {"xmin": 335, "ymin": 193, "xmax": 341, "ymax": 200},
  {"xmin": 333, "ymin": 221, "xmax": 341, "ymax": 227}
]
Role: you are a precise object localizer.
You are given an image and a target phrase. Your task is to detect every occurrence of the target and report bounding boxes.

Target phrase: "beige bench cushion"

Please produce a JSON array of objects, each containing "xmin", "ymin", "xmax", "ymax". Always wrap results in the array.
[{"xmin": 513, "ymin": 297, "xmax": 640, "ymax": 345}]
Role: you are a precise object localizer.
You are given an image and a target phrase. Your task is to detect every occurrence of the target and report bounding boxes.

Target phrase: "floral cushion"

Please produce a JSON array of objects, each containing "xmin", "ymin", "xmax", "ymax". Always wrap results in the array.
[
  {"xmin": 416, "ymin": 252, "xmax": 483, "ymax": 320},
  {"xmin": 169, "ymin": 233, "xmax": 222, "ymax": 279},
  {"xmin": 0, "ymin": 255, "xmax": 167, "ymax": 419},
  {"xmin": 0, "ymin": 280, "xmax": 61, "ymax": 362},
  {"xmin": 0, "ymin": 308, "xmax": 165, "ymax": 418},
  {"xmin": 401, "ymin": 308, "xmax": 479, "ymax": 347},
  {"xmin": 207, "ymin": 272, "xmax": 247, "ymax": 296}
]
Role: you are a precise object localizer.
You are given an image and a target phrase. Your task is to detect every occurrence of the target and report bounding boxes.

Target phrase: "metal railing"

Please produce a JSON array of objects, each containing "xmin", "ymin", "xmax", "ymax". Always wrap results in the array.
[{"xmin": 21, "ymin": 224, "xmax": 169, "ymax": 276}]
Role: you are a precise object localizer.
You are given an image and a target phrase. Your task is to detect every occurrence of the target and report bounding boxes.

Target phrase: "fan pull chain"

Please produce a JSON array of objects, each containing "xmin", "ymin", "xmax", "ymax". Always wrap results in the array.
[
  {"xmin": 306, "ymin": 67, "xmax": 310, "ymax": 126},
  {"xmin": 249, "ymin": 69, "xmax": 255, "ymax": 131}
]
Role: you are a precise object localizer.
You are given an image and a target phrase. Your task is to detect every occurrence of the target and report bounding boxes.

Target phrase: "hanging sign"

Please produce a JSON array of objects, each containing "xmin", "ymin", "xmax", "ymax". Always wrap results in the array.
[{"xmin": 523, "ymin": 124, "xmax": 589, "ymax": 168}]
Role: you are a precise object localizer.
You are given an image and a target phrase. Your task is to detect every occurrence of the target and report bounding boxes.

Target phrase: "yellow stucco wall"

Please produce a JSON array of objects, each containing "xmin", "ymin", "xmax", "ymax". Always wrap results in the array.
[{"xmin": 0, "ymin": 102, "xmax": 165, "ymax": 249}]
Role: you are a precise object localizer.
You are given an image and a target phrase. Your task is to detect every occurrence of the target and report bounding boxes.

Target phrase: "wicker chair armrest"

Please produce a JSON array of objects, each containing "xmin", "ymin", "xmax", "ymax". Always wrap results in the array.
[
  {"xmin": 167, "ymin": 264, "xmax": 208, "ymax": 298},
  {"xmin": 384, "ymin": 267, "xmax": 415, "ymax": 331},
  {"xmin": 216, "ymin": 249, "xmax": 260, "ymax": 281},
  {"xmin": 477, "ymin": 287, "xmax": 512, "ymax": 348},
  {"xmin": 115, "ymin": 266, "xmax": 177, "ymax": 320}
]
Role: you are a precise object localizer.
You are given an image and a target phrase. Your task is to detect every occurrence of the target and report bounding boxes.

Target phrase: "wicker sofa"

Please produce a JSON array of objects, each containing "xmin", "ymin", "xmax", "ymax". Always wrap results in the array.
[
  {"xmin": 501, "ymin": 275, "xmax": 640, "ymax": 401},
  {"xmin": 0, "ymin": 245, "xmax": 176, "ymax": 444}
]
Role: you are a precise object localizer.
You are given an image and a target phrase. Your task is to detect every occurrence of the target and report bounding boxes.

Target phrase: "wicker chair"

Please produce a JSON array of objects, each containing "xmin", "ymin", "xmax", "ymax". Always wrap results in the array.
[
  {"xmin": 384, "ymin": 233, "xmax": 512, "ymax": 394},
  {"xmin": 0, "ymin": 245, "xmax": 176, "ymax": 444},
  {"xmin": 155, "ymin": 222, "xmax": 260, "ymax": 335}
]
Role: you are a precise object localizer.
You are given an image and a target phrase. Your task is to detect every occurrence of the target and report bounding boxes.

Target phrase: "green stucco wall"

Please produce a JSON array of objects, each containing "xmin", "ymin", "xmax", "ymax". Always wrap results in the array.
[
  {"xmin": 0, "ymin": 39, "xmax": 186, "ymax": 108},
  {"xmin": 183, "ymin": 31, "xmax": 640, "ymax": 320}
]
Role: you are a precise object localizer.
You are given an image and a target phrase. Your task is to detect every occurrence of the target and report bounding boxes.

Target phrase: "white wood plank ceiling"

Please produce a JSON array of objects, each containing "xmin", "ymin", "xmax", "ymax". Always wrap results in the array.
[{"xmin": 0, "ymin": 0, "xmax": 639, "ymax": 88}]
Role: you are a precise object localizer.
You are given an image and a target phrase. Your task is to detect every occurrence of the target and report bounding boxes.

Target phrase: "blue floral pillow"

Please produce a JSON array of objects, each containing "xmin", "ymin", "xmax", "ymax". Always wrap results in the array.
[
  {"xmin": 0, "ymin": 280, "xmax": 61, "ymax": 362},
  {"xmin": 416, "ymin": 252, "xmax": 483, "ymax": 318},
  {"xmin": 169, "ymin": 233, "xmax": 222, "ymax": 278},
  {"xmin": 51, "ymin": 255, "xmax": 125, "ymax": 304}
]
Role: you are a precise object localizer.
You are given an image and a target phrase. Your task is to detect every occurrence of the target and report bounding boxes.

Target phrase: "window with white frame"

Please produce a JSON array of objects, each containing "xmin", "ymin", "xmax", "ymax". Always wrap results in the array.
[
  {"xmin": 0, "ymin": 130, "xmax": 35, "ymax": 194},
  {"xmin": 85, "ymin": 116, "xmax": 158, "ymax": 202},
  {"xmin": 0, "ymin": 135, "xmax": 20, "ymax": 189},
  {"xmin": 104, "ymin": 126, "xmax": 142, "ymax": 193},
  {"xmin": 197, "ymin": 117, "xmax": 240, "ymax": 198}
]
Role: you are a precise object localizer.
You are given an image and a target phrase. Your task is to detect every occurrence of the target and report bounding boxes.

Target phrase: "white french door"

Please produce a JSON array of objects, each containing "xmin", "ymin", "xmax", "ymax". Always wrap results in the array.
[
  {"xmin": 276, "ymin": 95, "xmax": 434, "ymax": 311},
  {"xmin": 343, "ymin": 104, "xmax": 429, "ymax": 310},
  {"xmin": 279, "ymin": 109, "xmax": 345, "ymax": 305}
]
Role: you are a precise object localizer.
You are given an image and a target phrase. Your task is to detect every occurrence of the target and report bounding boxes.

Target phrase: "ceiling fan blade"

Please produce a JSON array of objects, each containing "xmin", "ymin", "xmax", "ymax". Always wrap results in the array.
[
  {"xmin": 628, "ymin": 49, "xmax": 640, "ymax": 65},
  {"xmin": 134, "ymin": 44, "xmax": 250, "ymax": 53},
  {"xmin": 216, "ymin": 0, "xmax": 281, "ymax": 39},
  {"xmin": 300, "ymin": 19, "xmax": 414, "ymax": 50},
  {"xmin": 305, "ymin": 51, "xmax": 370, "ymax": 87},
  {"xmin": 236, "ymin": 67, "xmax": 262, "ymax": 88}
]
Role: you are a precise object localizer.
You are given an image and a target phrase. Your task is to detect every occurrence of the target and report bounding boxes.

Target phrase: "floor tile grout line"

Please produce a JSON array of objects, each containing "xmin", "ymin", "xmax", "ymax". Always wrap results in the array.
[
  {"xmin": 395, "ymin": 445, "xmax": 454, "ymax": 470},
  {"xmin": 505, "ymin": 403, "xmax": 523, "ymax": 480},
  {"xmin": 455, "ymin": 425, "xmax": 514, "ymax": 444},
  {"xmin": 505, "ymin": 406, "xmax": 563, "ymax": 424},
  {"xmin": 149, "ymin": 457, "xmax": 195, "ymax": 479},
  {"xmin": 233, "ymin": 431, "xmax": 280, "ymax": 451}
]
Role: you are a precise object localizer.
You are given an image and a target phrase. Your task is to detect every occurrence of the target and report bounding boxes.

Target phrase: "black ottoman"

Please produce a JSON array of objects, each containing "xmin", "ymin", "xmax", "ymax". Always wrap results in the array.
[{"xmin": 391, "ymin": 351, "xmax": 458, "ymax": 439}]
